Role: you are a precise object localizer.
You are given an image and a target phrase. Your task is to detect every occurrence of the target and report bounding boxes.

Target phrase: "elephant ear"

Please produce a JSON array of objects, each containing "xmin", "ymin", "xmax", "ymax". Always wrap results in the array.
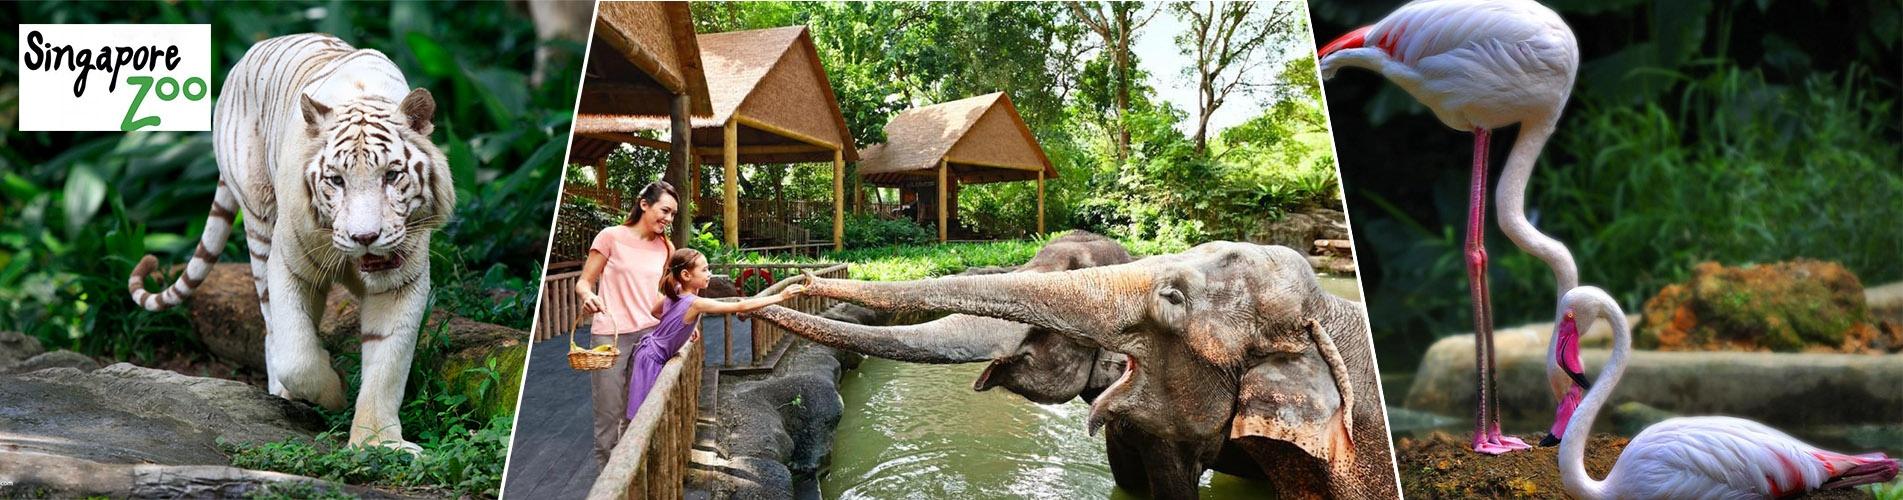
[{"xmin": 1231, "ymin": 318, "xmax": 1356, "ymax": 474}]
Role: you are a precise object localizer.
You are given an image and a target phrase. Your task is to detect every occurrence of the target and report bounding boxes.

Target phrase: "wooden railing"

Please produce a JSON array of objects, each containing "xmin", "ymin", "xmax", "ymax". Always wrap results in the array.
[
  {"xmin": 587, "ymin": 334, "xmax": 703, "ymax": 500},
  {"xmin": 533, "ymin": 261, "xmax": 587, "ymax": 343},
  {"xmin": 705, "ymin": 263, "xmax": 849, "ymax": 372},
  {"xmin": 585, "ymin": 263, "xmax": 847, "ymax": 499}
]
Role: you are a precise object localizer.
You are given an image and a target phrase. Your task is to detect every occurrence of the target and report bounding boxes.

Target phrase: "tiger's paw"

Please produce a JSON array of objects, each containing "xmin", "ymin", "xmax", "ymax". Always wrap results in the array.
[
  {"xmin": 350, "ymin": 431, "xmax": 423, "ymax": 456},
  {"xmin": 276, "ymin": 363, "xmax": 347, "ymax": 411}
]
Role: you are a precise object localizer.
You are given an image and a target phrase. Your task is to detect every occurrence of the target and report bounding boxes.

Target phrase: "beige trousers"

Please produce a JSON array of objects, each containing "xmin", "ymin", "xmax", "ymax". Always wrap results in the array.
[{"xmin": 589, "ymin": 327, "xmax": 649, "ymax": 467}]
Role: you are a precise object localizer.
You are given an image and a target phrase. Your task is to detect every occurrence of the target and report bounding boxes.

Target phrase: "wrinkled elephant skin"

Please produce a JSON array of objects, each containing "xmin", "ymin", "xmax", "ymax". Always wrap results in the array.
[{"xmin": 788, "ymin": 241, "xmax": 1397, "ymax": 498}]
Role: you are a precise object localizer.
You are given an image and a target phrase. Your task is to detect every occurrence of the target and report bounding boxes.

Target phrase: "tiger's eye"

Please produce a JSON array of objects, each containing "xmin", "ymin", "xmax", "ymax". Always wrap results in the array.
[
  {"xmin": 326, "ymin": 175, "xmax": 344, "ymax": 186},
  {"xmin": 384, "ymin": 170, "xmax": 401, "ymax": 183}
]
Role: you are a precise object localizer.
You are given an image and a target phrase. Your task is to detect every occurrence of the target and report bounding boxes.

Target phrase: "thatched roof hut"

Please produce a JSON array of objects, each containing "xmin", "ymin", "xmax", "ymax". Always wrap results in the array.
[
  {"xmin": 858, "ymin": 92, "xmax": 1054, "ymax": 238},
  {"xmin": 573, "ymin": 25, "xmax": 859, "ymax": 249},
  {"xmin": 568, "ymin": 1, "xmax": 709, "ymax": 167},
  {"xmin": 558, "ymin": 1, "xmax": 712, "ymax": 255}
]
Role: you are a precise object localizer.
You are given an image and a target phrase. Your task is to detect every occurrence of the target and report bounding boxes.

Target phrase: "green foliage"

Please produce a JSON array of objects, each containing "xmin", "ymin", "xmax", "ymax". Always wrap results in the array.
[
  {"xmin": 1868, "ymin": 477, "xmax": 1903, "ymax": 500},
  {"xmin": 3, "ymin": 2, "xmax": 562, "ymax": 494},
  {"xmin": 3, "ymin": 0, "xmax": 568, "ymax": 343},
  {"xmin": 696, "ymin": 231, "xmax": 1188, "ymax": 282},
  {"xmin": 222, "ymin": 415, "xmax": 511, "ymax": 498},
  {"xmin": 1543, "ymin": 65, "xmax": 1902, "ymax": 305},
  {"xmin": 674, "ymin": 2, "xmax": 1335, "ymax": 246},
  {"xmin": 802, "ymin": 213, "xmax": 934, "ymax": 249},
  {"xmin": 1357, "ymin": 62, "xmax": 1902, "ymax": 363},
  {"xmin": 1317, "ymin": 0, "xmax": 1902, "ymax": 367},
  {"xmin": 0, "ymin": 132, "xmax": 210, "ymax": 360},
  {"xmin": 245, "ymin": 480, "xmax": 357, "ymax": 500},
  {"xmin": 226, "ymin": 313, "xmax": 513, "ymax": 497}
]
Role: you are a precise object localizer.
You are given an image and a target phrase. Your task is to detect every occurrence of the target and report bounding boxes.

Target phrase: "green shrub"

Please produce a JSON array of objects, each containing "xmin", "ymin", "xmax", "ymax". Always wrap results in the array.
[
  {"xmin": 803, "ymin": 213, "xmax": 934, "ymax": 249},
  {"xmin": 1358, "ymin": 63, "xmax": 1903, "ymax": 364}
]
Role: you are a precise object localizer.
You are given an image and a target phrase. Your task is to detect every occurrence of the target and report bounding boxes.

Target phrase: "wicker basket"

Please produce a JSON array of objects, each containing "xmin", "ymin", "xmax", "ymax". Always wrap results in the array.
[{"xmin": 567, "ymin": 311, "xmax": 621, "ymax": 371}]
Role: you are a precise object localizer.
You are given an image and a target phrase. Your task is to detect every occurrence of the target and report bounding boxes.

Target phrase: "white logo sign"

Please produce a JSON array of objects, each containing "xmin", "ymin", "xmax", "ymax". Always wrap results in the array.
[{"xmin": 17, "ymin": 24, "xmax": 212, "ymax": 131}]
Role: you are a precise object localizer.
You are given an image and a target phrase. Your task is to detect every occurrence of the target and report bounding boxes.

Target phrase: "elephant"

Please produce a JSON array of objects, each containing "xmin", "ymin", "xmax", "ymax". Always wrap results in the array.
[{"xmin": 752, "ymin": 235, "xmax": 1397, "ymax": 498}]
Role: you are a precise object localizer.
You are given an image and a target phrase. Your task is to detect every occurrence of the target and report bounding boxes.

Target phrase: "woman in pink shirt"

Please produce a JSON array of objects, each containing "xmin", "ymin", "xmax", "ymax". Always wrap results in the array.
[{"xmin": 576, "ymin": 181, "xmax": 677, "ymax": 467}]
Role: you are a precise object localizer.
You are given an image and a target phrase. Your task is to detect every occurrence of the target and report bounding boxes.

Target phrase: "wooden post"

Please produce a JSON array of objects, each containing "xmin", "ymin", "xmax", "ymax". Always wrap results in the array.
[
  {"xmin": 687, "ymin": 155, "xmax": 698, "ymax": 213},
  {"xmin": 723, "ymin": 120, "xmax": 739, "ymax": 247},
  {"xmin": 1036, "ymin": 169, "xmax": 1046, "ymax": 235},
  {"xmin": 937, "ymin": 159, "xmax": 948, "ymax": 242},
  {"xmin": 668, "ymin": 93, "xmax": 694, "ymax": 251},
  {"xmin": 832, "ymin": 148, "xmax": 844, "ymax": 252}
]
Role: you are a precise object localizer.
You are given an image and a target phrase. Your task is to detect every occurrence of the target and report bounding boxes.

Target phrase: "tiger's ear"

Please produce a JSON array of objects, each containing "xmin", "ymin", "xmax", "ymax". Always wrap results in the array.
[
  {"xmin": 301, "ymin": 94, "xmax": 332, "ymax": 134},
  {"xmin": 400, "ymin": 88, "xmax": 435, "ymax": 136}
]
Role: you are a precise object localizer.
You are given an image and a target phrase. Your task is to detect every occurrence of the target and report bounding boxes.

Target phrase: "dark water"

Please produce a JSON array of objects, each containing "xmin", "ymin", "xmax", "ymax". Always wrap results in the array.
[{"xmin": 821, "ymin": 275, "xmax": 1363, "ymax": 499}]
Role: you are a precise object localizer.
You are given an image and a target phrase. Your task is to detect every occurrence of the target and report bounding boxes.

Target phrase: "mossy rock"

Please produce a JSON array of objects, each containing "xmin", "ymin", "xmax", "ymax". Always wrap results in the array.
[
  {"xmin": 441, "ymin": 343, "xmax": 526, "ymax": 421},
  {"xmin": 1639, "ymin": 260, "xmax": 1870, "ymax": 352}
]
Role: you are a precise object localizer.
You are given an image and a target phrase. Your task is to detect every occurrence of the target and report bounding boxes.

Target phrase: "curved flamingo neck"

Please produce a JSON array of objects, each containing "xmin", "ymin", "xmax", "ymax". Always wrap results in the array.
[
  {"xmin": 1559, "ymin": 291, "xmax": 1629, "ymax": 500},
  {"xmin": 1494, "ymin": 116, "xmax": 1579, "ymax": 299}
]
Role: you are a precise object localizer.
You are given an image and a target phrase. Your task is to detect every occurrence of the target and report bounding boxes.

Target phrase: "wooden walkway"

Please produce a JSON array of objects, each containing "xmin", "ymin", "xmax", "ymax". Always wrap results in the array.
[{"xmin": 502, "ymin": 318, "xmax": 748, "ymax": 499}]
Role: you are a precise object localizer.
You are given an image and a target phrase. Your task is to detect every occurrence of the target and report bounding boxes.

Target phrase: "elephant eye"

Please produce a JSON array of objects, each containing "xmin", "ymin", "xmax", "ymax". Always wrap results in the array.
[{"xmin": 1160, "ymin": 288, "xmax": 1185, "ymax": 305}]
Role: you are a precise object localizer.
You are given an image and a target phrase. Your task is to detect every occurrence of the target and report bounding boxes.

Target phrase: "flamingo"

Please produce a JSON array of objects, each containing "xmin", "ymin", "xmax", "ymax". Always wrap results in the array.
[
  {"xmin": 1554, "ymin": 286, "xmax": 1900, "ymax": 499},
  {"xmin": 1318, "ymin": 0, "xmax": 1583, "ymax": 454}
]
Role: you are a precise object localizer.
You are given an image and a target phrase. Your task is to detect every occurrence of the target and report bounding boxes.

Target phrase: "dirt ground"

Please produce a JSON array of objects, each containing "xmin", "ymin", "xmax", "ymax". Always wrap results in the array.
[{"xmin": 1396, "ymin": 432, "xmax": 1873, "ymax": 499}]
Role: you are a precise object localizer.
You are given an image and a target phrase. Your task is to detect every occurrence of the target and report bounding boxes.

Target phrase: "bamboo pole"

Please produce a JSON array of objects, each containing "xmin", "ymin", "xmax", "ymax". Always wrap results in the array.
[
  {"xmin": 832, "ymin": 148, "xmax": 844, "ymax": 252},
  {"xmin": 1037, "ymin": 169, "xmax": 1046, "ymax": 235},
  {"xmin": 734, "ymin": 115, "xmax": 838, "ymax": 150},
  {"xmin": 577, "ymin": 132, "xmax": 828, "ymax": 156},
  {"xmin": 937, "ymin": 159, "xmax": 948, "ymax": 242},
  {"xmin": 723, "ymin": 120, "xmax": 739, "ymax": 247}
]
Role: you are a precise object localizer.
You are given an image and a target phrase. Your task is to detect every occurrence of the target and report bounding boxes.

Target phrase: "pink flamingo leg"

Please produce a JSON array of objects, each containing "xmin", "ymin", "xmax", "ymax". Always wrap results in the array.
[{"xmin": 1466, "ymin": 128, "xmax": 1529, "ymax": 455}]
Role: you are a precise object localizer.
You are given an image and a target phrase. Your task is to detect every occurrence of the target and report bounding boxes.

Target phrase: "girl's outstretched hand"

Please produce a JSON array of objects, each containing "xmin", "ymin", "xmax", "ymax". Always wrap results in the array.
[{"xmin": 780, "ymin": 284, "xmax": 807, "ymax": 298}]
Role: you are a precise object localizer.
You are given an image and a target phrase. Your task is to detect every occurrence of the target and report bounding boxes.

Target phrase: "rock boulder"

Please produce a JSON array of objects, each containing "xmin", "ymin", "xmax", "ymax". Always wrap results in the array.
[{"xmin": 183, "ymin": 263, "xmax": 527, "ymax": 420}]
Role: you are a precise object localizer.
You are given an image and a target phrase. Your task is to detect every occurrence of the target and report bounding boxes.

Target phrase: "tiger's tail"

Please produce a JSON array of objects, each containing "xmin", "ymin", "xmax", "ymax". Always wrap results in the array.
[{"xmin": 129, "ymin": 179, "xmax": 240, "ymax": 311}]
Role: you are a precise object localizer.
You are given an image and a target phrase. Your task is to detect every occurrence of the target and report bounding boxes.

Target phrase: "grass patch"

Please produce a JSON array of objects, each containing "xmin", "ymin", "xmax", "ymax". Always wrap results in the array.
[
  {"xmin": 695, "ymin": 230, "xmax": 1191, "ymax": 282},
  {"xmin": 222, "ymin": 416, "xmax": 511, "ymax": 498},
  {"xmin": 1869, "ymin": 478, "xmax": 1903, "ymax": 500},
  {"xmin": 221, "ymin": 310, "xmax": 512, "ymax": 498}
]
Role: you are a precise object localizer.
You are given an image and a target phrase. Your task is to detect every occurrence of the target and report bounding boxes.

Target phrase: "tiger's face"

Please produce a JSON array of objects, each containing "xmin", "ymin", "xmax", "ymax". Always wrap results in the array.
[{"xmin": 301, "ymin": 89, "xmax": 453, "ymax": 273}]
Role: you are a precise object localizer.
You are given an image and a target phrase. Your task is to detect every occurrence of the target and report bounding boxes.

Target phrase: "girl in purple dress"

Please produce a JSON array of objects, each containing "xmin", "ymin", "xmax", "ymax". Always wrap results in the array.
[{"xmin": 628, "ymin": 248, "xmax": 805, "ymax": 418}]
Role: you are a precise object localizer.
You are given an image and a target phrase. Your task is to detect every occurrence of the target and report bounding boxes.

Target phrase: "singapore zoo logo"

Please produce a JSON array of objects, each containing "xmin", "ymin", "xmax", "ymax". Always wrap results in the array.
[{"xmin": 18, "ymin": 24, "xmax": 211, "ymax": 132}]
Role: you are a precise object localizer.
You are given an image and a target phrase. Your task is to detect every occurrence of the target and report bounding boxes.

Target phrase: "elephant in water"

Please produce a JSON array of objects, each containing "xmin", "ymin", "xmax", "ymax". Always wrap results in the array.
[{"xmin": 753, "ymin": 234, "xmax": 1397, "ymax": 498}]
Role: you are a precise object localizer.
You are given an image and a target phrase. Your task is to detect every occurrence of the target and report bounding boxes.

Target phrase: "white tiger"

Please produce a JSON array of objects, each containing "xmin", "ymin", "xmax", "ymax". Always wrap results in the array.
[{"xmin": 128, "ymin": 33, "xmax": 453, "ymax": 453}]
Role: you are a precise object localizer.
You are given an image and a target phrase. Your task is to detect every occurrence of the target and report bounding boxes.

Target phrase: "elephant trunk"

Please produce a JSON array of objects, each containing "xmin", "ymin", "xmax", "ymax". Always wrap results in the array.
[
  {"xmin": 751, "ymin": 305, "xmax": 1025, "ymax": 363},
  {"xmin": 803, "ymin": 267, "xmax": 1148, "ymax": 346}
]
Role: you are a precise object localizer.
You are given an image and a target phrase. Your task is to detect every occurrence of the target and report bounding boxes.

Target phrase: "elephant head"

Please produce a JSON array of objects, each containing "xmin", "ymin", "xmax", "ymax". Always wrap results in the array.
[{"xmin": 788, "ymin": 242, "xmax": 1392, "ymax": 495}]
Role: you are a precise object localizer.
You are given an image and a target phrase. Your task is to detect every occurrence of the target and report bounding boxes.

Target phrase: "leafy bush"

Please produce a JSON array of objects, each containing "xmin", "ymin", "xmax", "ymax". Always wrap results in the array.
[
  {"xmin": 802, "ymin": 213, "xmax": 934, "ymax": 249},
  {"xmin": 226, "ymin": 312, "xmax": 514, "ymax": 498},
  {"xmin": 223, "ymin": 415, "xmax": 511, "ymax": 497},
  {"xmin": 692, "ymin": 231, "xmax": 1190, "ymax": 282},
  {"xmin": 1356, "ymin": 63, "xmax": 1903, "ymax": 364},
  {"xmin": 3, "ymin": 2, "xmax": 571, "ymax": 495}
]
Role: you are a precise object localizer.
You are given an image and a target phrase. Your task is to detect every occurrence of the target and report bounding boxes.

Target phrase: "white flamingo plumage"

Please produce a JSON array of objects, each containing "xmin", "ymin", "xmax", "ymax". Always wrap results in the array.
[
  {"xmin": 1556, "ymin": 286, "xmax": 1900, "ymax": 499},
  {"xmin": 1318, "ymin": 0, "xmax": 1583, "ymax": 454}
]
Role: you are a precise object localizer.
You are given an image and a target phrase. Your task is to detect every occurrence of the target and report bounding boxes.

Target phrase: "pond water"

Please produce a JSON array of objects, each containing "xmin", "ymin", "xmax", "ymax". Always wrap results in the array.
[{"xmin": 821, "ymin": 273, "xmax": 1365, "ymax": 499}]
